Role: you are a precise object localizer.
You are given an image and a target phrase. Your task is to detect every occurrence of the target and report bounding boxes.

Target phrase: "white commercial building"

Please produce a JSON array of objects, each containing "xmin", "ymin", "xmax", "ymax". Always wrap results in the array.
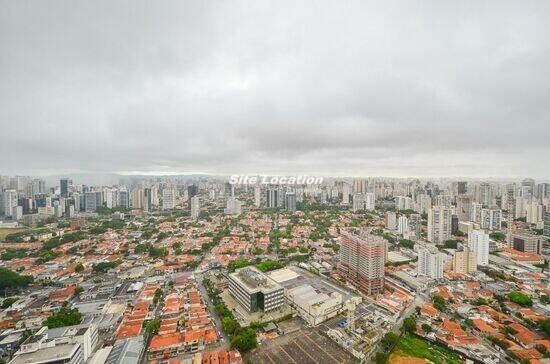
[
  {"xmin": 162, "ymin": 188, "xmax": 177, "ymax": 210},
  {"xmin": 190, "ymin": 196, "xmax": 200, "ymax": 219}
]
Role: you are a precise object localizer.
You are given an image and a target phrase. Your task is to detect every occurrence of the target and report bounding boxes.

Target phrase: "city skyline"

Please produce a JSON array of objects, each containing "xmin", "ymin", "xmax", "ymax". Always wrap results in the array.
[{"xmin": 1, "ymin": 1, "xmax": 550, "ymax": 178}]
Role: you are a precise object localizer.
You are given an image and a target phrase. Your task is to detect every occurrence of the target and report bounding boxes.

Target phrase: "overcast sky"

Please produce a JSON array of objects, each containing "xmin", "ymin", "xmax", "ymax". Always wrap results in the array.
[{"xmin": 1, "ymin": 1, "xmax": 549, "ymax": 179}]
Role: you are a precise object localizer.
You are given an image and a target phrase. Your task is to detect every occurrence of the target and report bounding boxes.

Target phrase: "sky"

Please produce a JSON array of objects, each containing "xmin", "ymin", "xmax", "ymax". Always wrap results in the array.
[{"xmin": 1, "ymin": 1, "xmax": 549, "ymax": 179}]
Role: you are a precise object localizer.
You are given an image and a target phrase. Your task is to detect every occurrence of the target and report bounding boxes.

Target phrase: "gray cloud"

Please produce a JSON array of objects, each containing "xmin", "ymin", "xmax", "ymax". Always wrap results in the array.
[{"xmin": 1, "ymin": 1, "xmax": 549, "ymax": 179}]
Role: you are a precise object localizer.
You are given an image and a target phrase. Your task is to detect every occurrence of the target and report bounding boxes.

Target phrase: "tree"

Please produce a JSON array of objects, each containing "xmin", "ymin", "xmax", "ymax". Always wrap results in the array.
[
  {"xmin": 508, "ymin": 291, "xmax": 533, "ymax": 307},
  {"xmin": 402, "ymin": 316, "xmax": 417, "ymax": 334},
  {"xmin": 44, "ymin": 307, "xmax": 82, "ymax": 328},
  {"xmin": 443, "ymin": 240, "xmax": 458, "ymax": 249},
  {"xmin": 380, "ymin": 332, "xmax": 399, "ymax": 352},
  {"xmin": 153, "ymin": 288, "xmax": 163, "ymax": 304},
  {"xmin": 421, "ymin": 323, "xmax": 432, "ymax": 333},
  {"xmin": 432, "ymin": 295, "xmax": 446, "ymax": 311},
  {"xmin": 222, "ymin": 317, "xmax": 240, "ymax": 335},
  {"xmin": 145, "ymin": 319, "xmax": 161, "ymax": 334},
  {"xmin": 1, "ymin": 297, "xmax": 17, "ymax": 309},
  {"xmin": 230, "ymin": 327, "xmax": 257, "ymax": 353},
  {"xmin": 490, "ymin": 231, "xmax": 506, "ymax": 241},
  {"xmin": 539, "ymin": 319, "xmax": 550, "ymax": 336},
  {"xmin": 0, "ymin": 268, "xmax": 33, "ymax": 291},
  {"xmin": 375, "ymin": 352, "xmax": 389, "ymax": 364},
  {"xmin": 74, "ymin": 263, "xmax": 84, "ymax": 273}
]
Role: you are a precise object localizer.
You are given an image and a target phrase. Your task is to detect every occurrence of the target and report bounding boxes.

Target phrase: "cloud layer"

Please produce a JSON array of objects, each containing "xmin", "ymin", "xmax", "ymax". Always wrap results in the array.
[{"xmin": 1, "ymin": 1, "xmax": 549, "ymax": 178}]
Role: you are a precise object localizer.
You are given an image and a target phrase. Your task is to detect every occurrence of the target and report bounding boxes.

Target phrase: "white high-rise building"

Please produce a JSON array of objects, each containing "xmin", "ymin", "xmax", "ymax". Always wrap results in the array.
[
  {"xmin": 162, "ymin": 188, "xmax": 177, "ymax": 210},
  {"xmin": 470, "ymin": 203, "xmax": 483, "ymax": 223},
  {"xmin": 365, "ymin": 192, "xmax": 375, "ymax": 211},
  {"xmin": 395, "ymin": 196, "xmax": 411, "ymax": 210},
  {"xmin": 397, "ymin": 216, "xmax": 408, "ymax": 235},
  {"xmin": 342, "ymin": 183, "xmax": 351, "ymax": 205},
  {"xmin": 386, "ymin": 211, "xmax": 397, "ymax": 231},
  {"xmin": 254, "ymin": 186, "xmax": 261, "ymax": 207},
  {"xmin": 1, "ymin": 190, "xmax": 18, "ymax": 217},
  {"xmin": 468, "ymin": 229, "xmax": 489, "ymax": 266},
  {"xmin": 526, "ymin": 202, "xmax": 544, "ymax": 224},
  {"xmin": 225, "ymin": 197, "xmax": 242, "ymax": 215},
  {"xmin": 427, "ymin": 206, "xmax": 452, "ymax": 244},
  {"xmin": 417, "ymin": 244, "xmax": 443, "ymax": 279},
  {"xmin": 190, "ymin": 196, "xmax": 200, "ymax": 219},
  {"xmin": 480, "ymin": 208, "xmax": 502, "ymax": 230}
]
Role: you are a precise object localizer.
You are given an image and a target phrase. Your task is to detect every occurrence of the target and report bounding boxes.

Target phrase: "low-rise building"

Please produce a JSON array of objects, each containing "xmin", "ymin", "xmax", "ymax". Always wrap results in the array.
[{"xmin": 228, "ymin": 267, "xmax": 284, "ymax": 313}]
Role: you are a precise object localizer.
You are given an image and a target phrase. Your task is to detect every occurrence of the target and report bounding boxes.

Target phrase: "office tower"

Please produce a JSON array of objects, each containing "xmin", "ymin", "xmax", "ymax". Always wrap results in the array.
[
  {"xmin": 457, "ymin": 181, "xmax": 467, "ymax": 195},
  {"xmin": 395, "ymin": 196, "xmax": 411, "ymax": 210},
  {"xmin": 285, "ymin": 192, "xmax": 296, "ymax": 212},
  {"xmin": 453, "ymin": 247, "xmax": 477, "ymax": 274},
  {"xmin": 468, "ymin": 230, "xmax": 489, "ymax": 266},
  {"xmin": 162, "ymin": 188, "xmax": 177, "ymax": 210},
  {"xmin": 521, "ymin": 178, "xmax": 535, "ymax": 198},
  {"xmin": 338, "ymin": 231, "xmax": 386, "ymax": 295},
  {"xmin": 254, "ymin": 186, "xmax": 261, "ymax": 207},
  {"xmin": 417, "ymin": 244, "xmax": 443, "ymax": 279},
  {"xmin": 266, "ymin": 187, "xmax": 278, "ymax": 208},
  {"xmin": 143, "ymin": 188, "xmax": 153, "ymax": 212},
  {"xmin": 512, "ymin": 232, "xmax": 542, "ymax": 255},
  {"xmin": 397, "ymin": 216, "xmax": 408, "ymax": 235},
  {"xmin": 84, "ymin": 191, "xmax": 102, "ymax": 212},
  {"xmin": 1, "ymin": 190, "xmax": 18, "ymax": 217},
  {"xmin": 190, "ymin": 196, "xmax": 200, "ymax": 219},
  {"xmin": 451, "ymin": 215, "xmax": 459, "ymax": 235},
  {"xmin": 353, "ymin": 179, "xmax": 368, "ymax": 194},
  {"xmin": 60, "ymin": 178, "xmax": 72, "ymax": 198},
  {"xmin": 409, "ymin": 213, "xmax": 422, "ymax": 238},
  {"xmin": 118, "ymin": 190, "xmax": 129, "ymax": 209},
  {"xmin": 427, "ymin": 206, "xmax": 452, "ymax": 244},
  {"xmin": 544, "ymin": 211, "xmax": 550, "ymax": 238},
  {"xmin": 505, "ymin": 184, "xmax": 516, "ymax": 245},
  {"xmin": 456, "ymin": 195, "xmax": 472, "ymax": 221},
  {"xmin": 342, "ymin": 183, "xmax": 351, "ymax": 205},
  {"xmin": 536, "ymin": 183, "xmax": 550, "ymax": 203},
  {"xmin": 481, "ymin": 208, "xmax": 502, "ymax": 230},
  {"xmin": 187, "ymin": 185, "xmax": 198, "ymax": 211},
  {"xmin": 386, "ymin": 211, "xmax": 397, "ymax": 231}
]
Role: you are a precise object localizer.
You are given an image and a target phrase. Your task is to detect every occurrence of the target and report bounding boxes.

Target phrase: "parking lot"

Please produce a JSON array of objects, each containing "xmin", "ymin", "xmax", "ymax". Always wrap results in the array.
[{"xmin": 246, "ymin": 327, "xmax": 355, "ymax": 364}]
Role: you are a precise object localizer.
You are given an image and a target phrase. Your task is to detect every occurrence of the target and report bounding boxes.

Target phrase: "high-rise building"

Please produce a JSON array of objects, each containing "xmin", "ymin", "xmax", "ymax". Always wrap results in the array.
[
  {"xmin": 427, "ymin": 206, "xmax": 452, "ymax": 244},
  {"xmin": 338, "ymin": 231, "xmax": 386, "ymax": 295},
  {"xmin": 504, "ymin": 183, "xmax": 516, "ymax": 242},
  {"xmin": 190, "ymin": 196, "xmax": 200, "ymax": 219},
  {"xmin": 456, "ymin": 195, "xmax": 472, "ymax": 222},
  {"xmin": 397, "ymin": 216, "xmax": 408, "ymax": 235},
  {"xmin": 254, "ymin": 186, "xmax": 261, "ymax": 207},
  {"xmin": 84, "ymin": 191, "xmax": 102, "ymax": 212},
  {"xmin": 480, "ymin": 208, "xmax": 502, "ymax": 230},
  {"xmin": 417, "ymin": 244, "xmax": 443, "ymax": 279},
  {"xmin": 342, "ymin": 183, "xmax": 351, "ymax": 205},
  {"xmin": 162, "ymin": 188, "xmax": 177, "ymax": 210},
  {"xmin": 225, "ymin": 197, "xmax": 242, "ymax": 215},
  {"xmin": 386, "ymin": 211, "xmax": 397, "ymax": 231},
  {"xmin": 453, "ymin": 247, "xmax": 477, "ymax": 274},
  {"xmin": 187, "ymin": 185, "xmax": 198, "ymax": 211},
  {"xmin": 266, "ymin": 187, "xmax": 278, "ymax": 208},
  {"xmin": 60, "ymin": 178, "xmax": 72, "ymax": 198},
  {"xmin": 1, "ymin": 190, "xmax": 18, "ymax": 217},
  {"xmin": 395, "ymin": 196, "xmax": 411, "ymax": 210},
  {"xmin": 353, "ymin": 179, "xmax": 368, "ymax": 194},
  {"xmin": 468, "ymin": 230, "xmax": 489, "ymax": 266},
  {"xmin": 457, "ymin": 181, "xmax": 467, "ymax": 195},
  {"xmin": 544, "ymin": 211, "xmax": 550, "ymax": 238},
  {"xmin": 409, "ymin": 213, "xmax": 422, "ymax": 238},
  {"xmin": 143, "ymin": 188, "xmax": 152, "ymax": 212},
  {"xmin": 118, "ymin": 189, "xmax": 129, "ymax": 209},
  {"xmin": 285, "ymin": 192, "xmax": 296, "ymax": 212},
  {"xmin": 526, "ymin": 202, "xmax": 544, "ymax": 224}
]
